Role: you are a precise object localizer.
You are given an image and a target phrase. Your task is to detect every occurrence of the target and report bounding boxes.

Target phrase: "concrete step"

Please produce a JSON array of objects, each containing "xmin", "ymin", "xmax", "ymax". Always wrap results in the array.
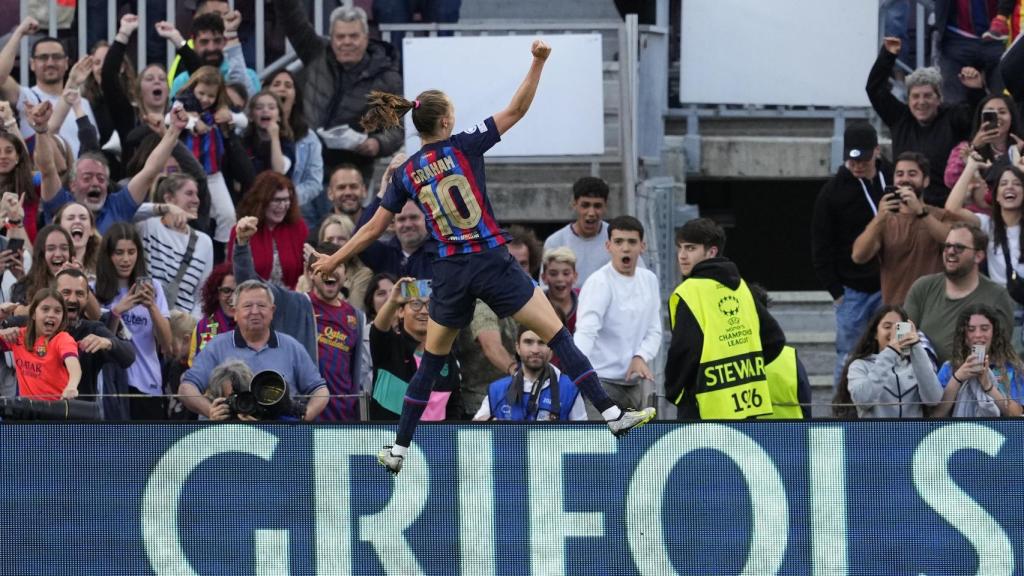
[
  {"xmin": 809, "ymin": 375, "xmax": 836, "ymax": 419},
  {"xmin": 785, "ymin": 331, "xmax": 836, "ymax": 378},
  {"xmin": 769, "ymin": 290, "xmax": 836, "ymax": 335},
  {"xmin": 483, "ymin": 162, "xmax": 623, "ymax": 185},
  {"xmin": 768, "ymin": 291, "xmax": 837, "ymax": 379},
  {"xmin": 487, "ymin": 182, "xmax": 628, "ymax": 222}
]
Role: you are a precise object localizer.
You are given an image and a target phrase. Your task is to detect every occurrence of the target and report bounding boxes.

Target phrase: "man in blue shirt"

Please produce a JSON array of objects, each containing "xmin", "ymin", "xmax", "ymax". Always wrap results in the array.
[
  {"xmin": 179, "ymin": 279, "xmax": 328, "ymax": 420},
  {"xmin": 32, "ymin": 101, "xmax": 188, "ymax": 233}
]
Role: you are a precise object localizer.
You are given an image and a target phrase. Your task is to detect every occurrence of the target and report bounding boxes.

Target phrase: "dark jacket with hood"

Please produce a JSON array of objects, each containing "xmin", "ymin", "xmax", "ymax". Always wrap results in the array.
[
  {"xmin": 866, "ymin": 46, "xmax": 982, "ymax": 206},
  {"xmin": 811, "ymin": 158, "xmax": 893, "ymax": 300},
  {"xmin": 276, "ymin": 0, "xmax": 404, "ymax": 156},
  {"xmin": 664, "ymin": 258, "xmax": 786, "ymax": 419}
]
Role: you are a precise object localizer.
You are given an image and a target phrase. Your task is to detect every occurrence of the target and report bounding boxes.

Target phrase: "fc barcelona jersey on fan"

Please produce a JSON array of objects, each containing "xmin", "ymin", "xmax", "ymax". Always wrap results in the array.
[
  {"xmin": 381, "ymin": 116, "xmax": 506, "ymax": 257},
  {"xmin": 311, "ymin": 294, "xmax": 360, "ymax": 421}
]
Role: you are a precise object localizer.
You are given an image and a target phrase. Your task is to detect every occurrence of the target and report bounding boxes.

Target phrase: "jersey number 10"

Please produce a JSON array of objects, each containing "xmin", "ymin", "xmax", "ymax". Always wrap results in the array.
[{"xmin": 417, "ymin": 174, "xmax": 483, "ymax": 236}]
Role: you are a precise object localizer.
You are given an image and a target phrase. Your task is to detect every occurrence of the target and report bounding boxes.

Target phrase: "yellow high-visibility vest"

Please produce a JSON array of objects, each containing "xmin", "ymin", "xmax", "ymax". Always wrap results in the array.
[
  {"xmin": 670, "ymin": 278, "xmax": 773, "ymax": 419},
  {"xmin": 757, "ymin": 345, "xmax": 803, "ymax": 420}
]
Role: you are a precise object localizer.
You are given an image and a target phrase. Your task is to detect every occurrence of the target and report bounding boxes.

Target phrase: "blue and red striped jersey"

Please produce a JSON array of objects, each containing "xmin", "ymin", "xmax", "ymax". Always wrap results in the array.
[
  {"xmin": 310, "ymin": 294, "xmax": 360, "ymax": 422},
  {"xmin": 381, "ymin": 116, "xmax": 506, "ymax": 257}
]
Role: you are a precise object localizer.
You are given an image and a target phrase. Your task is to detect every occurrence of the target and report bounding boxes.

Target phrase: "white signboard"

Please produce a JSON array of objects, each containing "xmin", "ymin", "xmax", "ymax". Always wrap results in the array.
[
  {"xmin": 402, "ymin": 35, "xmax": 604, "ymax": 156},
  {"xmin": 680, "ymin": 0, "xmax": 878, "ymax": 107}
]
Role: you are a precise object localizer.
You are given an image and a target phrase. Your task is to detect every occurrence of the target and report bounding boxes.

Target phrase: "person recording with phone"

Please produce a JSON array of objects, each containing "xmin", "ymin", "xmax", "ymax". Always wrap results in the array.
[
  {"xmin": 943, "ymin": 95, "xmax": 1022, "ymax": 190},
  {"xmin": 834, "ymin": 305, "xmax": 943, "ymax": 419},
  {"xmin": 852, "ymin": 151, "xmax": 965, "ymax": 305},
  {"xmin": 94, "ymin": 222, "xmax": 171, "ymax": 420},
  {"xmin": 933, "ymin": 304, "xmax": 1024, "ymax": 417},
  {"xmin": 367, "ymin": 276, "xmax": 461, "ymax": 421}
]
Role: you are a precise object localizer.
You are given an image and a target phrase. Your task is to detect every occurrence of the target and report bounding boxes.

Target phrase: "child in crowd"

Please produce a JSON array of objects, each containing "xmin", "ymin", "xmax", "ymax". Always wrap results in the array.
[
  {"xmin": 242, "ymin": 90, "xmax": 294, "ymax": 176},
  {"xmin": 164, "ymin": 310, "xmax": 198, "ymax": 420},
  {"xmin": 0, "ymin": 288, "xmax": 80, "ymax": 401},
  {"xmin": 172, "ymin": 66, "xmax": 238, "ymax": 246}
]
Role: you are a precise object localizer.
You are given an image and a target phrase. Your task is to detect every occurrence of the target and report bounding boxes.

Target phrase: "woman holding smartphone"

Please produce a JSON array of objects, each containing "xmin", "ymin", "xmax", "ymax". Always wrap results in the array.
[
  {"xmin": 834, "ymin": 304, "xmax": 943, "ymax": 418},
  {"xmin": 933, "ymin": 304, "xmax": 1024, "ymax": 417},
  {"xmin": 95, "ymin": 222, "xmax": 171, "ymax": 420},
  {"xmin": 944, "ymin": 95, "xmax": 1022, "ymax": 190}
]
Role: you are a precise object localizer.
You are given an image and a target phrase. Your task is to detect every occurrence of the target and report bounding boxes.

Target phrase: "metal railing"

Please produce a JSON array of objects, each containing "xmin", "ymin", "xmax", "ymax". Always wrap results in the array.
[{"xmin": 19, "ymin": 0, "xmax": 283, "ymax": 78}]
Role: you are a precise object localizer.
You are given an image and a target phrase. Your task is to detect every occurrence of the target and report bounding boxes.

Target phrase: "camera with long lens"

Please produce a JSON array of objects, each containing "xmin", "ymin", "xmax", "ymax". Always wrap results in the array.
[
  {"xmin": 225, "ymin": 370, "xmax": 307, "ymax": 420},
  {"xmin": 0, "ymin": 396, "xmax": 101, "ymax": 420}
]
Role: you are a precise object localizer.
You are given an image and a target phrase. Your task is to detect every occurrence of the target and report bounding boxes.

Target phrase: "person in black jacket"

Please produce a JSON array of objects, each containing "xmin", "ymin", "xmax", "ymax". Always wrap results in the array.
[
  {"xmin": 811, "ymin": 122, "xmax": 891, "ymax": 390},
  {"xmin": 274, "ymin": 2, "xmax": 403, "ymax": 184},
  {"xmin": 665, "ymin": 218, "xmax": 785, "ymax": 420},
  {"xmin": 866, "ymin": 35, "xmax": 985, "ymax": 206}
]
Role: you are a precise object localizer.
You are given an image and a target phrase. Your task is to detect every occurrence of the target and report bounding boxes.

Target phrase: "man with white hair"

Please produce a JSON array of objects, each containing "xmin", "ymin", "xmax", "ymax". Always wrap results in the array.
[
  {"xmin": 178, "ymin": 279, "xmax": 329, "ymax": 421},
  {"xmin": 866, "ymin": 35, "xmax": 986, "ymax": 206},
  {"xmin": 275, "ymin": 1, "xmax": 403, "ymax": 183}
]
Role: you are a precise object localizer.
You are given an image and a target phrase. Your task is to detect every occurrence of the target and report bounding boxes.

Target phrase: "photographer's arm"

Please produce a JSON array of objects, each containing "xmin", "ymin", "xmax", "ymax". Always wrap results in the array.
[{"xmin": 178, "ymin": 379, "xmax": 229, "ymax": 420}]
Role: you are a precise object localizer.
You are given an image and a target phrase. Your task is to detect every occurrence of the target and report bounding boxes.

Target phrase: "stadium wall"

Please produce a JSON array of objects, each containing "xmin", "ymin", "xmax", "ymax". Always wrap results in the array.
[{"xmin": 0, "ymin": 421, "xmax": 1019, "ymax": 575}]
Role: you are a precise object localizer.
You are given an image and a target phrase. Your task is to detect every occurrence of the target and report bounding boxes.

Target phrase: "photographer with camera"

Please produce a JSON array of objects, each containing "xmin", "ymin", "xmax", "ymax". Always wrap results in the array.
[
  {"xmin": 852, "ymin": 152, "xmax": 965, "ymax": 305},
  {"xmin": 203, "ymin": 360, "xmax": 254, "ymax": 421},
  {"xmin": 178, "ymin": 279, "xmax": 328, "ymax": 421},
  {"xmin": 232, "ymin": 215, "xmax": 369, "ymax": 421}
]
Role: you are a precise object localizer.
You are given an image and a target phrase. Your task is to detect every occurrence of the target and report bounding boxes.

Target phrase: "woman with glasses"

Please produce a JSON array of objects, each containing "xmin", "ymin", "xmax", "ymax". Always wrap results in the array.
[
  {"xmin": 318, "ymin": 214, "xmax": 372, "ymax": 310},
  {"xmin": 188, "ymin": 262, "xmax": 236, "ymax": 365},
  {"xmin": 228, "ymin": 171, "xmax": 307, "ymax": 289},
  {"xmin": 368, "ymin": 276, "xmax": 460, "ymax": 421}
]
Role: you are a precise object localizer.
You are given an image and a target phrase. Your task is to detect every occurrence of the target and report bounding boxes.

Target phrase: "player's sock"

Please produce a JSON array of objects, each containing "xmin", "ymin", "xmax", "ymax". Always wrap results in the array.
[
  {"xmin": 394, "ymin": 351, "xmax": 446, "ymax": 448},
  {"xmin": 547, "ymin": 327, "xmax": 617, "ymax": 414},
  {"xmin": 602, "ymin": 406, "xmax": 623, "ymax": 421}
]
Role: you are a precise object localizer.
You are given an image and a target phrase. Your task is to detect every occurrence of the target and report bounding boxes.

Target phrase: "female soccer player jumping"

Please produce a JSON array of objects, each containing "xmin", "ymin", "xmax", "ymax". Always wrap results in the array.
[{"xmin": 313, "ymin": 40, "xmax": 655, "ymax": 475}]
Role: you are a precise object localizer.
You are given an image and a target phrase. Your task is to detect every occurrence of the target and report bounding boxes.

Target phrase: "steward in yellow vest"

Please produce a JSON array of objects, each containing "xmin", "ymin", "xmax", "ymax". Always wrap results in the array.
[
  {"xmin": 758, "ymin": 345, "xmax": 810, "ymax": 419},
  {"xmin": 665, "ymin": 218, "xmax": 787, "ymax": 419}
]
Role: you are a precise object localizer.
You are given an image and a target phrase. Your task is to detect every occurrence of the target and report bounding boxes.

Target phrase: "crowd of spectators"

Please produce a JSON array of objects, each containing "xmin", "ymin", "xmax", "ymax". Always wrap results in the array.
[
  {"xmin": 4, "ymin": 1, "xmax": 1024, "ymax": 422},
  {"xmin": 815, "ymin": 0, "xmax": 1024, "ymax": 419}
]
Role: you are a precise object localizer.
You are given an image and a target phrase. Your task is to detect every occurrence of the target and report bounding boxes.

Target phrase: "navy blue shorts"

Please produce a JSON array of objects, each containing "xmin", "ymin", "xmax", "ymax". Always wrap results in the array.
[{"xmin": 428, "ymin": 245, "xmax": 536, "ymax": 329}]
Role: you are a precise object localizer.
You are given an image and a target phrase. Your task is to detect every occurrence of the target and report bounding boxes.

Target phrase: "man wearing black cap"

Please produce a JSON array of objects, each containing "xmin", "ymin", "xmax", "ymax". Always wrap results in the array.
[{"xmin": 811, "ymin": 122, "xmax": 893, "ymax": 390}]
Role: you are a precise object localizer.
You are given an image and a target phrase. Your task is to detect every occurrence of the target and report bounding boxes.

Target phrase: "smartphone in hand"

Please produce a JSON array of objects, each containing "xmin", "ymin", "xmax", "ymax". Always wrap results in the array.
[
  {"xmin": 972, "ymin": 344, "xmax": 986, "ymax": 364},
  {"xmin": 982, "ymin": 109, "xmax": 999, "ymax": 130},
  {"xmin": 133, "ymin": 274, "xmax": 152, "ymax": 294},
  {"xmin": 401, "ymin": 279, "xmax": 432, "ymax": 299},
  {"xmin": 895, "ymin": 322, "xmax": 910, "ymax": 341}
]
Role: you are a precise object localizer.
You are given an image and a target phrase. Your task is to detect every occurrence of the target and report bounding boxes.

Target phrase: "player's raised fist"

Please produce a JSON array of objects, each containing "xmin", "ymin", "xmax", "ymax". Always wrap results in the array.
[{"xmin": 531, "ymin": 40, "xmax": 551, "ymax": 61}]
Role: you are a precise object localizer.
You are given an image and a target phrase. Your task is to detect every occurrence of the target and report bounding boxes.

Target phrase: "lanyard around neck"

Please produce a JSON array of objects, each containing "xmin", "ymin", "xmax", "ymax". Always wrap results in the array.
[{"xmin": 859, "ymin": 171, "xmax": 887, "ymax": 216}]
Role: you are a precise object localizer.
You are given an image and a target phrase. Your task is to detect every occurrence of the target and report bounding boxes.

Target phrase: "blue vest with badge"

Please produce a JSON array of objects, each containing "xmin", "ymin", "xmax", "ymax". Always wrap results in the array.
[{"xmin": 487, "ymin": 371, "xmax": 579, "ymax": 421}]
